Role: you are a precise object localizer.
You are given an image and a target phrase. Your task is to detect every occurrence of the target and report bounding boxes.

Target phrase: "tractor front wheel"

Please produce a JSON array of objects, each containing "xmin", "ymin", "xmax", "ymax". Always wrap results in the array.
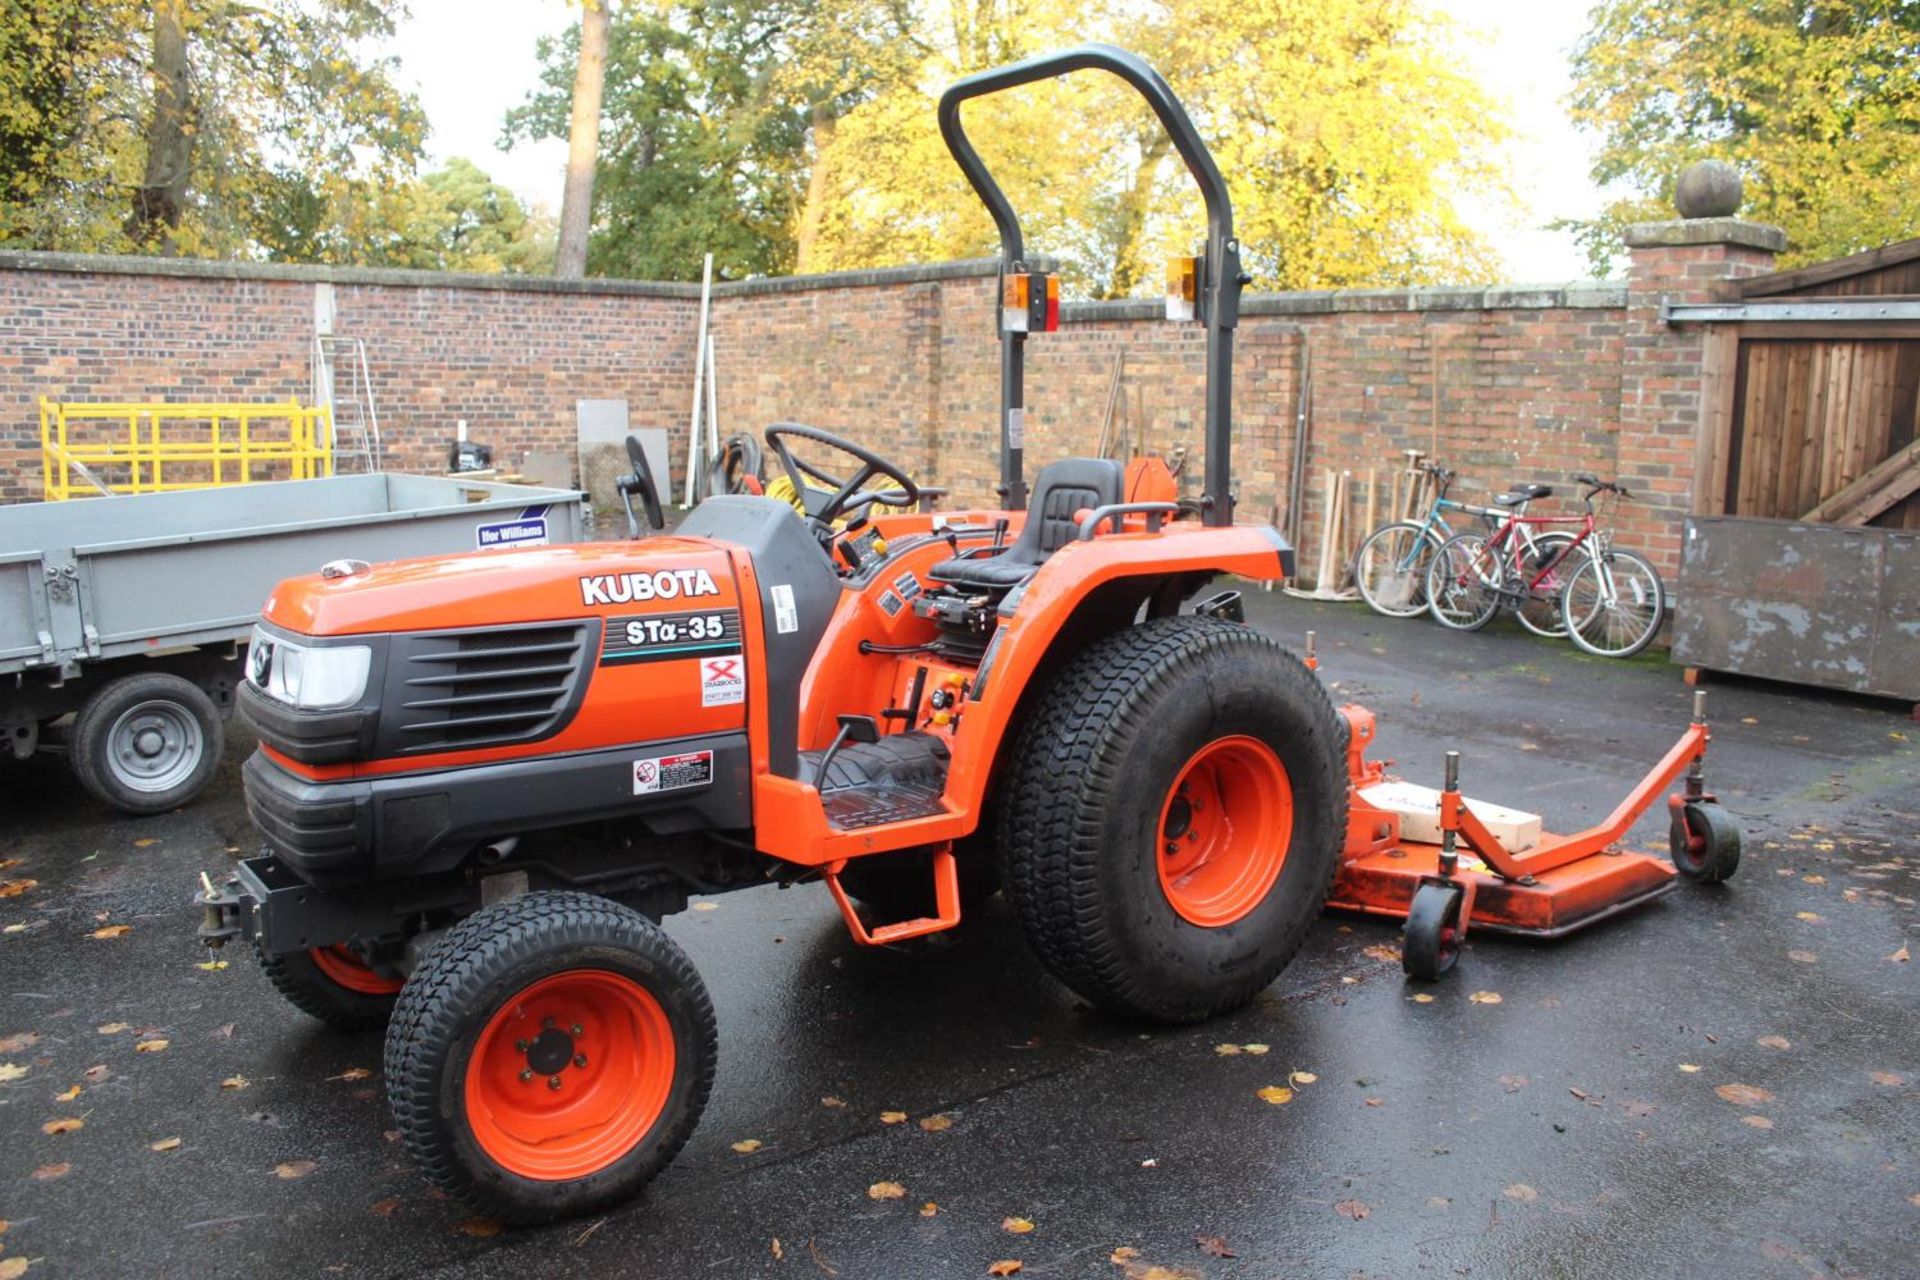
[
  {"xmin": 998, "ymin": 616, "xmax": 1346, "ymax": 1023},
  {"xmin": 257, "ymin": 938, "xmax": 403, "ymax": 1031},
  {"xmin": 384, "ymin": 891, "xmax": 716, "ymax": 1224}
]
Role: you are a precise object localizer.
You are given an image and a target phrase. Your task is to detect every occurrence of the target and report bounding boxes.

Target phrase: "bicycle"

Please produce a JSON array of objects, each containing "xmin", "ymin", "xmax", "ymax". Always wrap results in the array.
[
  {"xmin": 1424, "ymin": 475, "xmax": 1665, "ymax": 658},
  {"xmin": 1352, "ymin": 464, "xmax": 1574, "ymax": 637}
]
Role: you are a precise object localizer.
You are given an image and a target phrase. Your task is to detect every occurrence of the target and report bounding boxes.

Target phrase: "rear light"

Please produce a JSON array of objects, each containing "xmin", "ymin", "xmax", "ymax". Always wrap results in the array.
[
  {"xmin": 1002, "ymin": 272, "xmax": 1059, "ymax": 334},
  {"xmin": 1166, "ymin": 256, "xmax": 1199, "ymax": 322}
]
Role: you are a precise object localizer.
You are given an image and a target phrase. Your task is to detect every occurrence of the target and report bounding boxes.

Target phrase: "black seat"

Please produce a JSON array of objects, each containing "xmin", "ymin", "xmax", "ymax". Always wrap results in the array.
[
  {"xmin": 929, "ymin": 457, "xmax": 1124, "ymax": 591},
  {"xmin": 1493, "ymin": 482, "xmax": 1554, "ymax": 507}
]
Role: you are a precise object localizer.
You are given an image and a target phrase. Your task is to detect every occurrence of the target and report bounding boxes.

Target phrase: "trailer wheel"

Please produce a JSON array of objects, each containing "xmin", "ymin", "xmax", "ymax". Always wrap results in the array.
[
  {"xmin": 256, "ymin": 939, "xmax": 402, "ymax": 1031},
  {"xmin": 1401, "ymin": 882, "xmax": 1464, "ymax": 980},
  {"xmin": 998, "ymin": 616, "xmax": 1345, "ymax": 1023},
  {"xmin": 385, "ymin": 891, "xmax": 716, "ymax": 1225},
  {"xmin": 1669, "ymin": 801, "xmax": 1741, "ymax": 884},
  {"xmin": 70, "ymin": 671, "xmax": 223, "ymax": 815}
]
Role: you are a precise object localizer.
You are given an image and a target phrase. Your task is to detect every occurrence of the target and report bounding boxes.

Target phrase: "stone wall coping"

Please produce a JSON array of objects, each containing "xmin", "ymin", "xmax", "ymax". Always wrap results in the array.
[
  {"xmin": 1060, "ymin": 280, "xmax": 1624, "ymax": 323},
  {"xmin": 1623, "ymin": 219, "xmax": 1789, "ymax": 253}
]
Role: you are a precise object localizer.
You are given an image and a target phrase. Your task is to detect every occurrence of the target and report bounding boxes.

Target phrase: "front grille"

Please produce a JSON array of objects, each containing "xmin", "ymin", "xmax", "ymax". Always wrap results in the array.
[{"xmin": 383, "ymin": 621, "xmax": 594, "ymax": 754}]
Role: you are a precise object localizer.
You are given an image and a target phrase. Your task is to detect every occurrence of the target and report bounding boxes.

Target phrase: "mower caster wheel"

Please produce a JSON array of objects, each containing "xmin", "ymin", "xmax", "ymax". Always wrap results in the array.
[
  {"xmin": 1402, "ymin": 883, "xmax": 1464, "ymax": 981},
  {"xmin": 384, "ymin": 891, "xmax": 716, "ymax": 1225},
  {"xmin": 1670, "ymin": 801, "xmax": 1741, "ymax": 884}
]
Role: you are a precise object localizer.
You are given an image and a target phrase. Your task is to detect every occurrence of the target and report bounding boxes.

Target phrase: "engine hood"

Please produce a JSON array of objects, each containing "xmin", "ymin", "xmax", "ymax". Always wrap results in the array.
[{"xmin": 261, "ymin": 538, "xmax": 743, "ymax": 636}]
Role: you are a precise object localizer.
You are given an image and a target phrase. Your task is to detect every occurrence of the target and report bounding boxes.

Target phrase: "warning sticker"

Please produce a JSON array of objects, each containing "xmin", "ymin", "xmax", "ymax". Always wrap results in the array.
[
  {"xmin": 878, "ymin": 590, "xmax": 904, "ymax": 616},
  {"xmin": 770, "ymin": 583, "xmax": 798, "ymax": 635},
  {"xmin": 633, "ymin": 750, "xmax": 714, "ymax": 795},
  {"xmin": 700, "ymin": 655, "xmax": 746, "ymax": 707},
  {"xmin": 892, "ymin": 571, "xmax": 922, "ymax": 602}
]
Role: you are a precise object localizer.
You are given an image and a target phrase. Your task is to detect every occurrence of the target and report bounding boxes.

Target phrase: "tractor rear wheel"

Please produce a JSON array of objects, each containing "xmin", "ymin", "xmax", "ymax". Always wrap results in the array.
[
  {"xmin": 257, "ymin": 938, "xmax": 403, "ymax": 1031},
  {"xmin": 998, "ymin": 616, "xmax": 1346, "ymax": 1023},
  {"xmin": 384, "ymin": 891, "xmax": 716, "ymax": 1224}
]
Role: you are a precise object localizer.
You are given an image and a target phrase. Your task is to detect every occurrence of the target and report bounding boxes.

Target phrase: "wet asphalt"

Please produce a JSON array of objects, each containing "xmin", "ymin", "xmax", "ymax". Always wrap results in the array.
[{"xmin": 1, "ymin": 591, "xmax": 1915, "ymax": 1280}]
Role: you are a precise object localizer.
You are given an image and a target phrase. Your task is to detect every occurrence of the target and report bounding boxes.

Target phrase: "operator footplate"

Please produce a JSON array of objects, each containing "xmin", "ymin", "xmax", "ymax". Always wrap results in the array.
[{"xmin": 800, "ymin": 730, "xmax": 951, "ymax": 832}]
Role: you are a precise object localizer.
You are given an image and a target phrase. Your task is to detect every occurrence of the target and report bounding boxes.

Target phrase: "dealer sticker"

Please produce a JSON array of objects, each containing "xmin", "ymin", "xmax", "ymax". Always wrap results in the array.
[
  {"xmin": 700, "ymin": 655, "xmax": 746, "ymax": 707},
  {"xmin": 633, "ymin": 750, "xmax": 714, "ymax": 795},
  {"xmin": 476, "ymin": 507, "xmax": 550, "ymax": 550}
]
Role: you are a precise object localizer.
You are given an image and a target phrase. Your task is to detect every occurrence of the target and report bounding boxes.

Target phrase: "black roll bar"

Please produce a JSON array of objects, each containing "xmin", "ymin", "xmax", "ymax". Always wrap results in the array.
[{"xmin": 938, "ymin": 43, "xmax": 1243, "ymax": 526}]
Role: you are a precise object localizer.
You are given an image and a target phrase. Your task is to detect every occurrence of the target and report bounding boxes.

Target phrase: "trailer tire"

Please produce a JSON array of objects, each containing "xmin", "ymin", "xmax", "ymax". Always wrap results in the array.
[
  {"xmin": 70, "ymin": 671, "xmax": 223, "ymax": 815},
  {"xmin": 257, "ymin": 939, "xmax": 402, "ymax": 1031},
  {"xmin": 385, "ymin": 891, "xmax": 716, "ymax": 1225},
  {"xmin": 998, "ymin": 616, "xmax": 1346, "ymax": 1023}
]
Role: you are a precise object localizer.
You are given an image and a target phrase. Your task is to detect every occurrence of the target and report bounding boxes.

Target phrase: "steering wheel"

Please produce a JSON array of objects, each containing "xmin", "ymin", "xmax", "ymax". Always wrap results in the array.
[{"xmin": 763, "ymin": 422, "xmax": 921, "ymax": 534}]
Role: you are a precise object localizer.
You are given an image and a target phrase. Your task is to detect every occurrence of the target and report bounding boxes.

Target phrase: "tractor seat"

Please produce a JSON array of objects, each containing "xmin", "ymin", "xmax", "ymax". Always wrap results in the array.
[
  {"xmin": 1493, "ymin": 483, "xmax": 1554, "ymax": 507},
  {"xmin": 929, "ymin": 457, "xmax": 1125, "ymax": 592}
]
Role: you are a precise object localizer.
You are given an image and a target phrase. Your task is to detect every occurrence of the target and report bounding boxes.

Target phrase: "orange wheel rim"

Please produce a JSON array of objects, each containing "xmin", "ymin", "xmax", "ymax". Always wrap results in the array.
[
  {"xmin": 309, "ymin": 944, "xmax": 403, "ymax": 995},
  {"xmin": 1156, "ymin": 735, "xmax": 1293, "ymax": 927},
  {"xmin": 464, "ymin": 970, "xmax": 675, "ymax": 1181}
]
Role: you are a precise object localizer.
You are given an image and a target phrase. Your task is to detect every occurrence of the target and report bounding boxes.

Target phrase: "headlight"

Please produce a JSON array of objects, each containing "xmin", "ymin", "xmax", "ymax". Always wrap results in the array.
[{"xmin": 248, "ymin": 626, "xmax": 372, "ymax": 709}]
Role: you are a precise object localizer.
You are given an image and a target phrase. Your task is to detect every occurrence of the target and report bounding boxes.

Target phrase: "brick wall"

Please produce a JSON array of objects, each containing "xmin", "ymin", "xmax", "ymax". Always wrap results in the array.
[{"xmin": 1, "ymin": 229, "xmax": 1779, "ymax": 582}]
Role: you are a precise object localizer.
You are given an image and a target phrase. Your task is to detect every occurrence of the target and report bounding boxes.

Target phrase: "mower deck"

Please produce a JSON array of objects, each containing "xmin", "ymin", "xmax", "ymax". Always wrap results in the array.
[{"xmin": 1327, "ymin": 841, "xmax": 1677, "ymax": 938}]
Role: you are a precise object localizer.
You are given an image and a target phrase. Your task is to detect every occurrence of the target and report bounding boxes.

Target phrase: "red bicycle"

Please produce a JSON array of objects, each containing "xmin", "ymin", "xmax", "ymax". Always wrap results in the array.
[{"xmin": 1424, "ymin": 475, "xmax": 1665, "ymax": 658}]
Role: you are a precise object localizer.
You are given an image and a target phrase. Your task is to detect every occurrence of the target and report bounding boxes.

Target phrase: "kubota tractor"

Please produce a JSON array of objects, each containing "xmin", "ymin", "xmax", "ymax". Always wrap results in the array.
[{"xmin": 196, "ymin": 45, "xmax": 1387, "ymax": 1223}]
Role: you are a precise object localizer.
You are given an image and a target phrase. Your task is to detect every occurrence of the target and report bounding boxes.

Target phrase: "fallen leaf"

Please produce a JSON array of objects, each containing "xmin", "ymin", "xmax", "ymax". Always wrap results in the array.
[
  {"xmin": 274, "ymin": 1159, "xmax": 318, "ymax": 1179},
  {"xmin": 1364, "ymin": 1096, "xmax": 1383, "ymax": 1107},
  {"xmin": 1242, "ymin": 1043, "xmax": 1270, "ymax": 1055},
  {"xmin": 1891, "ymin": 945, "xmax": 1911, "ymax": 964},
  {"xmin": 879, "ymin": 1111, "xmax": 908, "ymax": 1125},
  {"xmin": 0, "ymin": 858, "xmax": 18, "ymax": 869},
  {"xmin": 54, "ymin": 1083, "xmax": 80, "ymax": 1101},
  {"xmin": 135, "ymin": 1038, "xmax": 169, "ymax": 1053},
  {"xmin": 987, "ymin": 1263, "xmax": 1022, "ymax": 1277},
  {"xmin": 0, "ymin": 880, "xmax": 38, "ymax": 898},
  {"xmin": 2, "ymin": 923, "xmax": 26, "ymax": 935},
  {"xmin": 370, "ymin": 1198, "xmax": 401, "ymax": 1217},
  {"xmin": 1505, "ymin": 1183, "xmax": 1538, "ymax": 1202},
  {"xmin": 457, "ymin": 1218, "xmax": 503, "ymax": 1238},
  {"xmin": 96, "ymin": 1023, "xmax": 128, "ymax": 1036},
  {"xmin": 1679, "ymin": 1063, "xmax": 1702, "ymax": 1073},
  {"xmin": 0, "ymin": 1063, "xmax": 26, "ymax": 1082},
  {"xmin": 221, "ymin": 1075, "xmax": 250, "ymax": 1090},
  {"xmin": 150, "ymin": 1137, "xmax": 182, "ymax": 1152},
  {"xmin": 1410, "ymin": 992, "xmax": 1435, "ymax": 1004},
  {"xmin": 1757, "ymin": 1035, "xmax": 1791, "ymax": 1050},
  {"xmin": 1427, "ymin": 1196, "xmax": 1453, "ymax": 1209},
  {"xmin": 1195, "ymin": 1234, "xmax": 1236, "ymax": 1258},
  {"xmin": 0, "ymin": 1257, "xmax": 27, "ymax": 1280},
  {"xmin": 42, "ymin": 1117, "xmax": 84, "ymax": 1135},
  {"xmin": 195, "ymin": 959, "xmax": 230, "ymax": 971},
  {"xmin": 0, "ymin": 1032, "xmax": 38, "ymax": 1052},
  {"xmin": 1334, "ymin": 1198, "xmax": 1371, "ymax": 1220},
  {"xmin": 1111, "ymin": 1247, "xmax": 1141, "ymax": 1263},
  {"xmin": 31, "ymin": 1162, "xmax": 71, "ymax": 1181},
  {"xmin": 1468, "ymin": 991, "xmax": 1503, "ymax": 1005},
  {"xmin": 1256, "ymin": 1085, "xmax": 1294, "ymax": 1106},
  {"xmin": 1802, "ymin": 875, "xmax": 1826, "ymax": 886},
  {"xmin": 868, "ymin": 1181, "xmax": 906, "ymax": 1200},
  {"xmin": 83, "ymin": 1064, "xmax": 110, "ymax": 1083},
  {"xmin": 919, "ymin": 1202, "xmax": 938, "ymax": 1218},
  {"xmin": 90, "ymin": 924, "xmax": 133, "ymax": 939},
  {"xmin": 1740, "ymin": 716, "xmax": 1758, "ymax": 725},
  {"xmin": 770, "ymin": 1238, "xmax": 783, "ymax": 1261},
  {"xmin": 213, "ymin": 1023, "xmax": 235, "ymax": 1039},
  {"xmin": 1213, "ymin": 1043, "xmax": 1242, "ymax": 1056},
  {"xmin": 1289, "ymin": 1070, "xmax": 1318, "ymax": 1087},
  {"xmin": 1794, "ymin": 911, "xmax": 1823, "ymax": 923},
  {"xmin": 820, "ymin": 1095, "xmax": 845, "ymax": 1108},
  {"xmin": 1002, "ymin": 1216, "xmax": 1035, "ymax": 1234},
  {"xmin": 333, "ymin": 1067, "xmax": 372, "ymax": 1082},
  {"xmin": 691, "ymin": 901, "xmax": 717, "ymax": 912},
  {"xmin": 1870, "ymin": 1071, "xmax": 1905, "ymax": 1087},
  {"xmin": 1787, "ymin": 950, "xmax": 1818, "ymax": 964},
  {"xmin": 919, "ymin": 1113, "xmax": 954, "ymax": 1132},
  {"xmin": 731, "ymin": 1139, "xmax": 763, "ymax": 1154},
  {"xmin": 1742, "ymin": 1115, "xmax": 1774, "ymax": 1130},
  {"xmin": 1362, "ymin": 944, "xmax": 1400, "ymax": 963},
  {"xmin": 133, "ymin": 838, "xmax": 157, "ymax": 848},
  {"xmin": 1499, "ymin": 1074, "xmax": 1530, "ymax": 1092},
  {"xmin": 1715, "ymin": 1083, "xmax": 1775, "ymax": 1107}
]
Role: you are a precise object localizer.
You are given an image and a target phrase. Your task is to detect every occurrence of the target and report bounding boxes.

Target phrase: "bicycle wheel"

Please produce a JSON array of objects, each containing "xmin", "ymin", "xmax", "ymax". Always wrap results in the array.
[
  {"xmin": 1514, "ymin": 532, "xmax": 1578, "ymax": 638},
  {"xmin": 1426, "ymin": 533, "xmax": 1500, "ymax": 631},
  {"xmin": 1353, "ymin": 522, "xmax": 1441, "ymax": 618},
  {"xmin": 1560, "ymin": 548, "xmax": 1665, "ymax": 657}
]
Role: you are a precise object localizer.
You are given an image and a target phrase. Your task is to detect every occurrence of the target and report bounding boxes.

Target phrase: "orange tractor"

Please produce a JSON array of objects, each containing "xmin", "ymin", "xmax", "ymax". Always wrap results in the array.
[{"xmin": 195, "ymin": 44, "xmax": 1738, "ymax": 1224}]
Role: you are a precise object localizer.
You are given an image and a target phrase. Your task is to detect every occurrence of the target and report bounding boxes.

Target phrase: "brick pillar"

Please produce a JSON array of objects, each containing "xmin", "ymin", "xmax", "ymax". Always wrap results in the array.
[{"xmin": 1618, "ymin": 218, "xmax": 1784, "ymax": 577}]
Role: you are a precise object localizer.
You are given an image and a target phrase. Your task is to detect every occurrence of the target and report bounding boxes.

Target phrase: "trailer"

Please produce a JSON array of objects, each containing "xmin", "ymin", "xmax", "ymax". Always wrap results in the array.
[{"xmin": 2, "ymin": 473, "xmax": 583, "ymax": 813}]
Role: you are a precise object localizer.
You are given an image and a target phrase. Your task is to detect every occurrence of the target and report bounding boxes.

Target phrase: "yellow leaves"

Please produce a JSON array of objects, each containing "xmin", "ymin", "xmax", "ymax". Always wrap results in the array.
[
  {"xmin": 1289, "ymin": 1070, "xmax": 1318, "ymax": 1087},
  {"xmin": 919, "ymin": 1202, "xmax": 938, "ymax": 1218},
  {"xmin": 1256, "ymin": 1085, "xmax": 1294, "ymax": 1106},
  {"xmin": 1361, "ymin": 944, "xmax": 1401, "ymax": 963},
  {"xmin": 878, "ymin": 1111, "xmax": 908, "ymax": 1125},
  {"xmin": 691, "ymin": 902, "xmax": 718, "ymax": 912},
  {"xmin": 0, "ymin": 1063, "xmax": 27, "ymax": 1082},
  {"xmin": 730, "ymin": 1139, "xmax": 763, "ymax": 1154},
  {"xmin": 1794, "ymin": 911, "xmax": 1822, "ymax": 922},
  {"xmin": 134, "ymin": 1038, "xmax": 169, "ymax": 1053},
  {"xmin": 132, "ymin": 838, "xmax": 157, "ymax": 848},
  {"xmin": 1214, "ymin": 1043, "xmax": 1270, "ymax": 1056},
  {"xmin": 196, "ymin": 959, "xmax": 230, "ymax": 971},
  {"xmin": 1787, "ymin": 950, "xmax": 1818, "ymax": 965},
  {"xmin": 1001, "ymin": 1216, "xmax": 1034, "ymax": 1234},
  {"xmin": 0, "ymin": 879, "xmax": 38, "ymax": 898},
  {"xmin": 1870, "ymin": 1071, "xmax": 1905, "ymax": 1087},
  {"xmin": 1741, "ymin": 1115, "xmax": 1774, "ymax": 1130},
  {"xmin": 1801, "ymin": 875, "xmax": 1826, "ymax": 886},
  {"xmin": 1504, "ymin": 1183, "xmax": 1539, "ymax": 1201},
  {"xmin": 457, "ymin": 1218, "xmax": 503, "ymax": 1239},
  {"xmin": 1756, "ymin": 1035, "xmax": 1791, "ymax": 1050},
  {"xmin": 0, "ymin": 1257, "xmax": 28, "ymax": 1280},
  {"xmin": 1714, "ymin": 1083, "xmax": 1774, "ymax": 1107},
  {"xmin": 867, "ymin": 1181, "xmax": 906, "ymax": 1200},
  {"xmin": 220, "ymin": 1075, "xmax": 249, "ymax": 1091},
  {"xmin": 41, "ymin": 1116, "xmax": 84, "ymax": 1135},
  {"xmin": 820, "ymin": 1095, "xmax": 845, "ymax": 1108},
  {"xmin": 1468, "ymin": 991, "xmax": 1503, "ymax": 1005},
  {"xmin": 1111, "ymin": 1247, "xmax": 1141, "ymax": 1263},
  {"xmin": 1891, "ymin": 945, "xmax": 1910, "ymax": 964},
  {"xmin": 90, "ymin": 924, "xmax": 133, "ymax": 939},
  {"xmin": 1678, "ymin": 1063, "xmax": 1702, "ymax": 1073},
  {"xmin": 150, "ymin": 1136, "xmax": 182, "ymax": 1152},
  {"xmin": 274, "ymin": 1159, "xmax": 317, "ymax": 1179},
  {"xmin": 30, "ymin": 1163, "xmax": 70, "ymax": 1182},
  {"xmin": 918, "ymin": 1113, "xmax": 953, "ymax": 1132},
  {"xmin": 96, "ymin": 1023, "xmax": 128, "ymax": 1035},
  {"xmin": 54, "ymin": 1084, "xmax": 80, "ymax": 1102},
  {"xmin": 1409, "ymin": 992, "xmax": 1436, "ymax": 1004},
  {"xmin": 987, "ymin": 1262, "xmax": 1023, "ymax": 1277},
  {"xmin": 332, "ymin": 1067, "xmax": 372, "ymax": 1082}
]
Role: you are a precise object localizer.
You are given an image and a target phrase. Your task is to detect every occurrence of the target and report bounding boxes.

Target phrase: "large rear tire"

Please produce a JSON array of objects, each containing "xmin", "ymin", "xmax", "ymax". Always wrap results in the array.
[
  {"xmin": 998, "ymin": 617, "xmax": 1346, "ymax": 1023},
  {"xmin": 385, "ymin": 891, "xmax": 716, "ymax": 1224}
]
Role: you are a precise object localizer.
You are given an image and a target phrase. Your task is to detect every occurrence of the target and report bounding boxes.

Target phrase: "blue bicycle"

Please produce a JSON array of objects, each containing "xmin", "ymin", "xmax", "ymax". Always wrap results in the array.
[{"xmin": 1352, "ymin": 463, "xmax": 1572, "ymax": 637}]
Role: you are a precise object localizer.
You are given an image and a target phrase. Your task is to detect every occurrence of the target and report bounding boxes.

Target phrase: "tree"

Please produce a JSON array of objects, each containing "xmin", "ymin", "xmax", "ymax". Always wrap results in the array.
[
  {"xmin": 1569, "ymin": 0, "xmax": 1920, "ymax": 272},
  {"xmin": 0, "ymin": 0, "xmax": 427, "ymax": 263},
  {"xmin": 391, "ymin": 158, "xmax": 556, "ymax": 273},
  {"xmin": 555, "ymin": 0, "xmax": 612, "ymax": 278}
]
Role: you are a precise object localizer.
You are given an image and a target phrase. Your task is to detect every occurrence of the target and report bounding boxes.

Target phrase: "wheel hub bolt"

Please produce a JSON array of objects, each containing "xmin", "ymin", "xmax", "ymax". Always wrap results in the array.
[
  {"xmin": 542, "ymin": 1017, "xmax": 556, "ymax": 1030},
  {"xmin": 515, "ymin": 1039, "xmax": 530, "ymax": 1052},
  {"xmin": 519, "ymin": 1069, "xmax": 533, "ymax": 1083},
  {"xmin": 570, "ymin": 1024, "xmax": 583, "ymax": 1037},
  {"xmin": 573, "ymin": 1053, "xmax": 588, "ymax": 1069},
  {"xmin": 548, "ymin": 1076, "xmax": 563, "ymax": 1090},
  {"xmin": 1164, "ymin": 841, "xmax": 1179, "ymax": 855}
]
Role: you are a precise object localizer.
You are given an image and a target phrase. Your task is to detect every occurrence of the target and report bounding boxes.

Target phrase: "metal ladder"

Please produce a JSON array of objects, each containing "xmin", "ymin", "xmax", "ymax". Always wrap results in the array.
[{"xmin": 310, "ymin": 336, "xmax": 383, "ymax": 474}]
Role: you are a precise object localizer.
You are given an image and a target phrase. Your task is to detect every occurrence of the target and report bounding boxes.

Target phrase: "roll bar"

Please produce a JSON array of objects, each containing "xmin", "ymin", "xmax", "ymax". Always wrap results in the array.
[{"xmin": 938, "ymin": 43, "xmax": 1243, "ymax": 526}]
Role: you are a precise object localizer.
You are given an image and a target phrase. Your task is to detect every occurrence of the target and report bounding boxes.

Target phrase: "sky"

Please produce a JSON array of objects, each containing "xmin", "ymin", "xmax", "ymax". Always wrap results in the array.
[{"xmin": 385, "ymin": 0, "xmax": 1610, "ymax": 283}]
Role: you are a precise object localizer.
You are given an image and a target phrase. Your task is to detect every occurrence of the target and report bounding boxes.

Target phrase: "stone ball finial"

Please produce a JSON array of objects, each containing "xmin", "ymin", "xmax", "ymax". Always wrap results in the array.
[{"xmin": 1674, "ymin": 160, "xmax": 1743, "ymax": 219}]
